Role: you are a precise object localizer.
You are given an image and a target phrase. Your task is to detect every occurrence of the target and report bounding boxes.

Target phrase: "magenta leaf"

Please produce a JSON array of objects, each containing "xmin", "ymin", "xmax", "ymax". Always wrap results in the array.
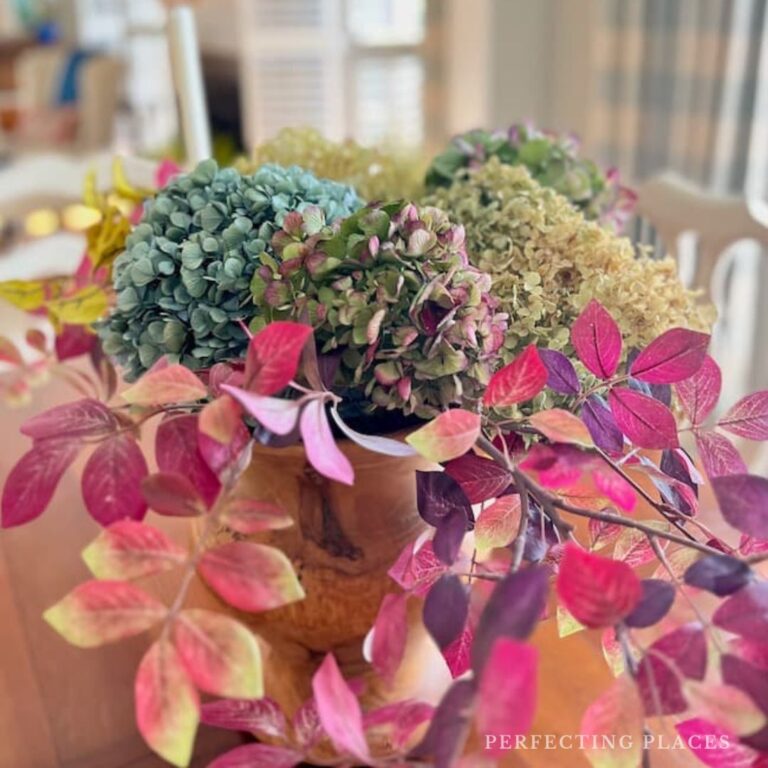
[
  {"xmin": 675, "ymin": 354, "xmax": 721, "ymax": 426},
  {"xmin": 432, "ymin": 508, "xmax": 468, "ymax": 565},
  {"xmin": 581, "ymin": 395, "xmax": 624, "ymax": 453},
  {"xmin": 442, "ymin": 621, "xmax": 474, "ymax": 679},
  {"xmin": 221, "ymin": 386, "xmax": 300, "ymax": 436},
  {"xmin": 244, "ymin": 321, "xmax": 313, "ymax": 396},
  {"xmin": 292, "ymin": 698, "xmax": 324, "ymax": 752},
  {"xmin": 21, "ymin": 398, "xmax": 117, "ymax": 441},
  {"xmin": 630, "ymin": 328, "xmax": 710, "ymax": 384},
  {"xmin": 676, "ymin": 718, "xmax": 762, "ymax": 767},
  {"xmin": 363, "ymin": 700, "xmax": 434, "ymax": 752},
  {"xmin": 311, "ymin": 654, "xmax": 370, "ymax": 763},
  {"xmin": 200, "ymin": 698, "xmax": 288, "ymax": 740},
  {"xmin": 624, "ymin": 579, "xmax": 675, "ymax": 628},
  {"xmin": 208, "ymin": 744, "xmax": 303, "ymax": 768},
  {"xmin": 684, "ymin": 554, "xmax": 752, "ymax": 597},
  {"xmin": 713, "ymin": 583, "xmax": 768, "ymax": 642},
  {"xmin": 721, "ymin": 655, "xmax": 768, "ymax": 751},
  {"xmin": 388, "ymin": 539, "xmax": 447, "ymax": 598},
  {"xmin": 472, "ymin": 567, "xmax": 549, "ymax": 674},
  {"xmin": 571, "ymin": 299, "xmax": 622, "ymax": 380},
  {"xmin": 156, "ymin": 414, "xmax": 221, "ymax": 507},
  {"xmin": 370, "ymin": 593, "xmax": 408, "ymax": 685},
  {"xmin": 718, "ymin": 391, "xmax": 768, "ymax": 441},
  {"xmin": 55, "ymin": 324, "xmax": 96, "ymax": 360},
  {"xmin": 1, "ymin": 439, "xmax": 79, "ymax": 527},
  {"xmin": 423, "ymin": 574, "xmax": 469, "ymax": 651},
  {"xmin": 538, "ymin": 349, "xmax": 580, "ymax": 395},
  {"xmin": 636, "ymin": 623, "xmax": 707, "ymax": 716},
  {"xmin": 476, "ymin": 639, "xmax": 537, "ymax": 753},
  {"xmin": 697, "ymin": 431, "xmax": 748, "ymax": 479},
  {"xmin": 712, "ymin": 474, "xmax": 768, "ymax": 538},
  {"xmin": 299, "ymin": 399, "xmax": 353, "ymax": 485},
  {"xmin": 82, "ymin": 434, "xmax": 148, "ymax": 526},
  {"xmin": 409, "ymin": 679, "xmax": 476, "ymax": 768},
  {"xmin": 443, "ymin": 453, "xmax": 513, "ymax": 504},
  {"xmin": 608, "ymin": 387, "xmax": 679, "ymax": 449},
  {"xmin": 416, "ymin": 471, "xmax": 472, "ymax": 528},
  {"xmin": 329, "ymin": 407, "xmax": 417, "ymax": 457}
]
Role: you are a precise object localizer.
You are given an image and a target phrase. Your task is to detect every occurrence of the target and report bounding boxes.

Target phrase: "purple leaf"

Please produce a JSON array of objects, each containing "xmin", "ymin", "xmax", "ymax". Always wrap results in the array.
[
  {"xmin": 721, "ymin": 655, "xmax": 768, "ymax": 751},
  {"xmin": 432, "ymin": 508, "xmax": 468, "ymax": 565},
  {"xmin": 21, "ymin": 398, "xmax": 117, "ymax": 441},
  {"xmin": 539, "ymin": 349, "xmax": 580, "ymax": 395},
  {"xmin": 571, "ymin": 299, "xmax": 622, "ymax": 380},
  {"xmin": 630, "ymin": 328, "xmax": 710, "ymax": 384},
  {"xmin": 222, "ymin": 385, "xmax": 300, "ymax": 436},
  {"xmin": 718, "ymin": 391, "xmax": 768, "ymax": 441},
  {"xmin": 713, "ymin": 583, "xmax": 768, "ymax": 641},
  {"xmin": 608, "ymin": 387, "xmax": 679, "ymax": 449},
  {"xmin": 208, "ymin": 744, "xmax": 303, "ymax": 768},
  {"xmin": 675, "ymin": 354, "xmax": 722, "ymax": 426},
  {"xmin": 408, "ymin": 679, "xmax": 476, "ymax": 768},
  {"xmin": 299, "ymin": 399, "xmax": 353, "ymax": 485},
  {"xmin": 581, "ymin": 395, "xmax": 624, "ymax": 453},
  {"xmin": 696, "ymin": 431, "xmax": 747, "ymax": 480},
  {"xmin": 423, "ymin": 574, "xmax": 469, "ymax": 651},
  {"xmin": 1, "ymin": 439, "xmax": 79, "ymax": 527},
  {"xmin": 81, "ymin": 434, "xmax": 148, "ymax": 526},
  {"xmin": 636, "ymin": 623, "xmax": 707, "ymax": 716},
  {"xmin": 624, "ymin": 579, "xmax": 675, "ymax": 628},
  {"xmin": 684, "ymin": 554, "xmax": 752, "ymax": 597},
  {"xmin": 712, "ymin": 474, "xmax": 768, "ymax": 538},
  {"xmin": 201, "ymin": 698, "xmax": 288, "ymax": 740},
  {"xmin": 472, "ymin": 566, "xmax": 549, "ymax": 674},
  {"xmin": 416, "ymin": 471, "xmax": 472, "ymax": 528},
  {"xmin": 660, "ymin": 448, "xmax": 700, "ymax": 493},
  {"xmin": 329, "ymin": 407, "xmax": 417, "ymax": 457},
  {"xmin": 156, "ymin": 414, "xmax": 221, "ymax": 507},
  {"xmin": 443, "ymin": 453, "xmax": 514, "ymax": 504}
]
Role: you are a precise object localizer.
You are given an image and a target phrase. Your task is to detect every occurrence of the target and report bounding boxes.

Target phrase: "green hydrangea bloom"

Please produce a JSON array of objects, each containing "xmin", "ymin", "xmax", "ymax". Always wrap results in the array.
[{"xmin": 99, "ymin": 160, "xmax": 363, "ymax": 379}]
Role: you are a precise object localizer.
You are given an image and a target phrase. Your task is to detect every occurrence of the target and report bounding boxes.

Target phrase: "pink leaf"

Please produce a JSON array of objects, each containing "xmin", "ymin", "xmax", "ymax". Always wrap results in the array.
[
  {"xmin": 675, "ymin": 354, "xmax": 721, "ymax": 426},
  {"xmin": 406, "ymin": 409, "xmax": 481, "ymax": 463},
  {"xmin": 719, "ymin": 391, "xmax": 768, "ymax": 441},
  {"xmin": 363, "ymin": 700, "xmax": 435, "ymax": 752},
  {"xmin": 292, "ymin": 698, "xmax": 324, "ymax": 752},
  {"xmin": 630, "ymin": 328, "xmax": 710, "ymax": 384},
  {"xmin": 556, "ymin": 543, "xmax": 642, "ymax": 628},
  {"xmin": 370, "ymin": 593, "xmax": 409, "ymax": 684},
  {"xmin": 676, "ymin": 718, "xmax": 759, "ymax": 768},
  {"xmin": 442, "ymin": 621, "xmax": 474, "ymax": 679},
  {"xmin": 1, "ymin": 439, "xmax": 79, "ymax": 527},
  {"xmin": 444, "ymin": 453, "xmax": 513, "ymax": 504},
  {"xmin": 593, "ymin": 469, "xmax": 637, "ymax": 512},
  {"xmin": 197, "ymin": 395, "xmax": 250, "ymax": 477},
  {"xmin": 171, "ymin": 609, "xmax": 262, "ymax": 698},
  {"xmin": 311, "ymin": 653, "xmax": 370, "ymax": 763},
  {"xmin": 122, "ymin": 364, "xmax": 207, "ymax": 406},
  {"xmin": 388, "ymin": 539, "xmax": 448, "ymax": 598},
  {"xmin": 571, "ymin": 299, "xmax": 622, "ymax": 380},
  {"xmin": 580, "ymin": 676, "xmax": 644, "ymax": 768},
  {"xmin": 81, "ymin": 434, "xmax": 148, "ymax": 526},
  {"xmin": 712, "ymin": 474, "xmax": 768, "ymax": 539},
  {"xmin": 208, "ymin": 744, "xmax": 303, "ymax": 768},
  {"xmin": 474, "ymin": 495, "xmax": 522, "ymax": 553},
  {"xmin": 44, "ymin": 580, "xmax": 166, "ymax": 647},
  {"xmin": 201, "ymin": 697, "xmax": 288, "ymax": 740},
  {"xmin": 608, "ymin": 387, "xmax": 680, "ymax": 449},
  {"xmin": 476, "ymin": 638, "xmax": 538, "ymax": 753},
  {"xmin": 0, "ymin": 335, "xmax": 22, "ymax": 365},
  {"xmin": 713, "ymin": 583, "xmax": 768, "ymax": 642},
  {"xmin": 219, "ymin": 497, "xmax": 292, "ymax": 535},
  {"xmin": 329, "ymin": 407, "xmax": 418, "ymax": 457},
  {"xmin": 483, "ymin": 345, "xmax": 548, "ymax": 407},
  {"xmin": 696, "ymin": 431, "xmax": 748, "ymax": 479},
  {"xmin": 82, "ymin": 520, "xmax": 186, "ymax": 580},
  {"xmin": 156, "ymin": 414, "xmax": 221, "ymax": 507},
  {"xmin": 21, "ymin": 398, "xmax": 117, "ymax": 441},
  {"xmin": 299, "ymin": 399, "xmax": 354, "ymax": 485},
  {"xmin": 135, "ymin": 639, "xmax": 199, "ymax": 768},
  {"xmin": 222, "ymin": 385, "xmax": 300, "ymax": 436},
  {"xmin": 244, "ymin": 321, "xmax": 313, "ymax": 395},
  {"xmin": 197, "ymin": 541, "xmax": 304, "ymax": 613},
  {"xmin": 142, "ymin": 472, "xmax": 206, "ymax": 517}
]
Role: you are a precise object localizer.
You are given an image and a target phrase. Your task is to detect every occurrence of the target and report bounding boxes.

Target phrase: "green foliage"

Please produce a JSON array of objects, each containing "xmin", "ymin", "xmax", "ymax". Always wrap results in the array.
[
  {"xmin": 252, "ymin": 202, "xmax": 508, "ymax": 417},
  {"xmin": 99, "ymin": 160, "xmax": 363, "ymax": 379}
]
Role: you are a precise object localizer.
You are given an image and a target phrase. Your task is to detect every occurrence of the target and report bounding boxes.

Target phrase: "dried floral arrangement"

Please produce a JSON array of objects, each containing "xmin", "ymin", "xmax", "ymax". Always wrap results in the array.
[{"xmin": 1, "ymin": 131, "xmax": 767, "ymax": 768}]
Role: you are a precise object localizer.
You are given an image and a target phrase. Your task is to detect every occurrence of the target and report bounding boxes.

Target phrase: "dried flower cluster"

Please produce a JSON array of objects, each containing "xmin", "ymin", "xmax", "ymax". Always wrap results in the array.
[
  {"xmin": 423, "ymin": 160, "xmax": 715, "ymax": 366},
  {"xmin": 426, "ymin": 123, "xmax": 636, "ymax": 230},
  {"xmin": 247, "ymin": 127, "xmax": 426, "ymax": 202},
  {"xmin": 252, "ymin": 202, "xmax": 508, "ymax": 417},
  {"xmin": 99, "ymin": 160, "xmax": 362, "ymax": 379}
]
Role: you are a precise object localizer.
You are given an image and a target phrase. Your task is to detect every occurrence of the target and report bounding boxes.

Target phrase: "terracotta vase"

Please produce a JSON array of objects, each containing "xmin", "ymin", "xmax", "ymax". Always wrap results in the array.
[{"xmin": 207, "ymin": 434, "xmax": 452, "ymax": 722}]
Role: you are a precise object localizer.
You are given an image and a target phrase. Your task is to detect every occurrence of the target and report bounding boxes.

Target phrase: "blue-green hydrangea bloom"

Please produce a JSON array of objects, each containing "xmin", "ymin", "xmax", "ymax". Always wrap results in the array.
[{"xmin": 99, "ymin": 160, "xmax": 363, "ymax": 379}]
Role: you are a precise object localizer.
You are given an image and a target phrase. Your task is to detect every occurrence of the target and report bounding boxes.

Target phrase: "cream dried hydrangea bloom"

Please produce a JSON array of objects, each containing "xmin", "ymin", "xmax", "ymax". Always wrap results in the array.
[
  {"xmin": 423, "ymin": 159, "xmax": 715, "ymax": 361},
  {"xmin": 245, "ymin": 127, "xmax": 426, "ymax": 202}
]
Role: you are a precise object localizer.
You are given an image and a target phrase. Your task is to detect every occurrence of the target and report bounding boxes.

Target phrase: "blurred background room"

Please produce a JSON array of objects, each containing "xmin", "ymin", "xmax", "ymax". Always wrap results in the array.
[{"xmin": 1, "ymin": 1, "xmax": 768, "ymax": 766}]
